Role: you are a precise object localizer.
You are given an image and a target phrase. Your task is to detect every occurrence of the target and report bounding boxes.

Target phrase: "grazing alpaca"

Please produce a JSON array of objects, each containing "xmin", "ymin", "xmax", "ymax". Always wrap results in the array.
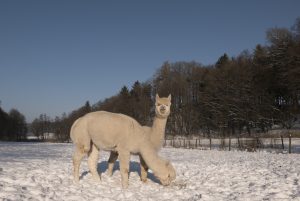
[
  {"xmin": 107, "ymin": 94, "xmax": 171, "ymax": 182},
  {"xmin": 70, "ymin": 109, "xmax": 176, "ymax": 188}
]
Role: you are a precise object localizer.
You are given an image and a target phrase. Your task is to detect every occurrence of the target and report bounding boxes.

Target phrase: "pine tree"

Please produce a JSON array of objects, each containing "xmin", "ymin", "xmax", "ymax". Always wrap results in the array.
[{"xmin": 215, "ymin": 53, "xmax": 230, "ymax": 68}]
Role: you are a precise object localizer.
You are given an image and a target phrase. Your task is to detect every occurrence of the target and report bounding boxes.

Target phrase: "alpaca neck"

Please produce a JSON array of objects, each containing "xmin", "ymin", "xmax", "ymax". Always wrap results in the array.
[
  {"xmin": 139, "ymin": 143, "xmax": 166, "ymax": 174},
  {"xmin": 150, "ymin": 116, "xmax": 168, "ymax": 148}
]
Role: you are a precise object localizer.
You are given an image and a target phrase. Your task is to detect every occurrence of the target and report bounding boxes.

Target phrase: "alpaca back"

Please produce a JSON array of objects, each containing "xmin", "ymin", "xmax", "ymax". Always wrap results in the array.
[{"xmin": 71, "ymin": 111, "xmax": 145, "ymax": 152}]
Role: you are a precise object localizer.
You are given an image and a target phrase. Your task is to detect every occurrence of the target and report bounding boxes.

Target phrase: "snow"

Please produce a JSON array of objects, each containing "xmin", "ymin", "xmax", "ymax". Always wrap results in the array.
[{"xmin": 0, "ymin": 142, "xmax": 299, "ymax": 201}]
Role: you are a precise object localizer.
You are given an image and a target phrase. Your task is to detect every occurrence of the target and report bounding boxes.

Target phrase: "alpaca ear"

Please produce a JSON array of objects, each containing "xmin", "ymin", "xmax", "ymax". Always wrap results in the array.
[
  {"xmin": 168, "ymin": 94, "xmax": 171, "ymax": 102},
  {"xmin": 156, "ymin": 94, "xmax": 160, "ymax": 101}
]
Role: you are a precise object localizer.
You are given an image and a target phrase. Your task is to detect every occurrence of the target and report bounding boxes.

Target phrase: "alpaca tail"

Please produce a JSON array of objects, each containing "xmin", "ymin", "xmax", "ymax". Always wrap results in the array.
[
  {"xmin": 70, "ymin": 117, "xmax": 81, "ymax": 143},
  {"xmin": 70, "ymin": 117, "xmax": 91, "ymax": 153}
]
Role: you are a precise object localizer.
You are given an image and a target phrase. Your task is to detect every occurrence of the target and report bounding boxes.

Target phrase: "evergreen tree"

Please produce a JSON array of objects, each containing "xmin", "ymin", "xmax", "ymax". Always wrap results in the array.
[
  {"xmin": 0, "ymin": 107, "xmax": 9, "ymax": 140},
  {"xmin": 215, "ymin": 53, "xmax": 230, "ymax": 68}
]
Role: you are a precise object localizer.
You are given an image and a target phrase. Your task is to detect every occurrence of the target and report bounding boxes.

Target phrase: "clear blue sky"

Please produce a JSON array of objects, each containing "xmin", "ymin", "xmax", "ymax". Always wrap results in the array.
[{"xmin": 0, "ymin": 0, "xmax": 299, "ymax": 123}]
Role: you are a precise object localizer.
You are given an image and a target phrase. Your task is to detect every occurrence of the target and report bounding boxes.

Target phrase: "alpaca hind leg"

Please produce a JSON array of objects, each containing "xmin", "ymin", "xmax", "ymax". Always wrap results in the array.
[
  {"xmin": 72, "ymin": 145, "xmax": 87, "ymax": 183},
  {"xmin": 118, "ymin": 151, "xmax": 130, "ymax": 188},
  {"xmin": 139, "ymin": 155, "xmax": 149, "ymax": 182},
  {"xmin": 107, "ymin": 151, "xmax": 119, "ymax": 176},
  {"xmin": 88, "ymin": 143, "xmax": 100, "ymax": 182}
]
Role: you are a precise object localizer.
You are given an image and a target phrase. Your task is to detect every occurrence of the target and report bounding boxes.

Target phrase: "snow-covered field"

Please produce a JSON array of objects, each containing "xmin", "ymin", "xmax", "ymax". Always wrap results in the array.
[{"xmin": 0, "ymin": 142, "xmax": 299, "ymax": 201}]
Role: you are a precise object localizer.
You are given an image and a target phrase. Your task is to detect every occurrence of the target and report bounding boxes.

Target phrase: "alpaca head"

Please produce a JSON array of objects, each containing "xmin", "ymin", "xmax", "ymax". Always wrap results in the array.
[
  {"xmin": 154, "ymin": 160, "xmax": 176, "ymax": 186},
  {"xmin": 155, "ymin": 94, "xmax": 171, "ymax": 118}
]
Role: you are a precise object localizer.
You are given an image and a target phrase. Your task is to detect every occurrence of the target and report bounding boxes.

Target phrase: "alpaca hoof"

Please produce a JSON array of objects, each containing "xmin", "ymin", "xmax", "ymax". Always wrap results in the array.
[
  {"xmin": 140, "ymin": 177, "xmax": 148, "ymax": 183},
  {"xmin": 92, "ymin": 176, "xmax": 101, "ymax": 182},
  {"xmin": 73, "ymin": 178, "xmax": 80, "ymax": 184},
  {"xmin": 107, "ymin": 171, "xmax": 113, "ymax": 177},
  {"xmin": 122, "ymin": 182, "xmax": 129, "ymax": 189}
]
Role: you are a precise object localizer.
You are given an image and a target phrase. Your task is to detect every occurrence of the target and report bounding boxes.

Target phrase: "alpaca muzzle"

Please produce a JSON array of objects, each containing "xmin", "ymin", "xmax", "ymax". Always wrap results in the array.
[{"xmin": 160, "ymin": 106, "xmax": 166, "ymax": 113}]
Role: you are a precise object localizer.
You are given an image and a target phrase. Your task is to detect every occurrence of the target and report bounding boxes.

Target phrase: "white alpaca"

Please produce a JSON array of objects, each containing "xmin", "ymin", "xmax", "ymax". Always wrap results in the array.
[
  {"xmin": 107, "ymin": 94, "xmax": 171, "ymax": 182},
  {"xmin": 70, "ymin": 107, "xmax": 176, "ymax": 188}
]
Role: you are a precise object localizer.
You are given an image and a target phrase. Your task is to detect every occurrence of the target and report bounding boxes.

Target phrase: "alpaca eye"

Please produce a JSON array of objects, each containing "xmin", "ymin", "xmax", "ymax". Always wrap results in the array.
[{"xmin": 157, "ymin": 103, "xmax": 161, "ymax": 106}]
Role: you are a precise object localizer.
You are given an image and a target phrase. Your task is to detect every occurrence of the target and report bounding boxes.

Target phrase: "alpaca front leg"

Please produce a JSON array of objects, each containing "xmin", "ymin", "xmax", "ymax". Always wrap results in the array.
[
  {"xmin": 118, "ymin": 151, "xmax": 130, "ymax": 188},
  {"xmin": 107, "ymin": 151, "xmax": 119, "ymax": 176},
  {"xmin": 88, "ymin": 143, "xmax": 100, "ymax": 182},
  {"xmin": 139, "ymin": 155, "xmax": 149, "ymax": 182},
  {"xmin": 73, "ymin": 145, "xmax": 86, "ymax": 183}
]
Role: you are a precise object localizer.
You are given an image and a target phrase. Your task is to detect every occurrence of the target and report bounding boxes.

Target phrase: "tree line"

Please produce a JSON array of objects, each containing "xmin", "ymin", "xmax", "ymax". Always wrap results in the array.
[
  {"xmin": 2, "ymin": 18, "xmax": 299, "ymax": 142},
  {"xmin": 153, "ymin": 18, "xmax": 300, "ymax": 137},
  {"xmin": 0, "ymin": 106, "xmax": 27, "ymax": 141}
]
